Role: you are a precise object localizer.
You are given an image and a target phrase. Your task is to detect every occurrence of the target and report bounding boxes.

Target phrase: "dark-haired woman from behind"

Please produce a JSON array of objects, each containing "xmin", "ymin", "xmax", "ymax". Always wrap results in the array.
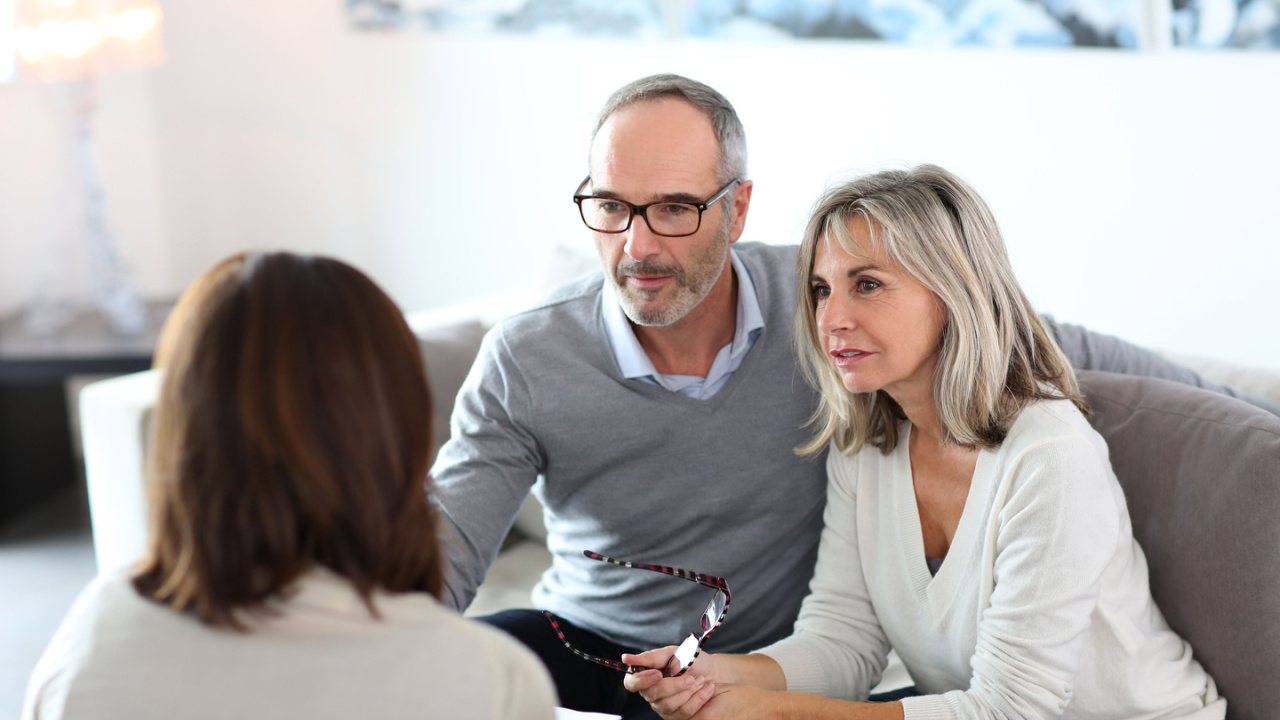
[{"xmin": 22, "ymin": 253, "xmax": 556, "ymax": 720}]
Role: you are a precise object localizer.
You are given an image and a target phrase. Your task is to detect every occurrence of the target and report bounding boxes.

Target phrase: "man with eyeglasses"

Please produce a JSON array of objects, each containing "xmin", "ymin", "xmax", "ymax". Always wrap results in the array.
[{"xmin": 431, "ymin": 74, "xmax": 1277, "ymax": 719}]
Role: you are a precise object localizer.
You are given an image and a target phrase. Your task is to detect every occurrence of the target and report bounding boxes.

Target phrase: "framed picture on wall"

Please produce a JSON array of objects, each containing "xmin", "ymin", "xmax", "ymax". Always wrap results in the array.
[
  {"xmin": 344, "ymin": 0, "xmax": 672, "ymax": 35},
  {"xmin": 1171, "ymin": 0, "xmax": 1280, "ymax": 47},
  {"xmin": 344, "ymin": 0, "xmax": 1280, "ymax": 50},
  {"xmin": 344, "ymin": 0, "xmax": 1145, "ymax": 46},
  {"xmin": 681, "ymin": 0, "xmax": 1144, "ymax": 47}
]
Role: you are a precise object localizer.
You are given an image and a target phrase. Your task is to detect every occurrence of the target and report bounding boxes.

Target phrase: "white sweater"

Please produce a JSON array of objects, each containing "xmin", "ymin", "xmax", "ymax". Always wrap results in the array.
[
  {"xmin": 23, "ymin": 568, "xmax": 556, "ymax": 720},
  {"xmin": 760, "ymin": 399, "xmax": 1226, "ymax": 720}
]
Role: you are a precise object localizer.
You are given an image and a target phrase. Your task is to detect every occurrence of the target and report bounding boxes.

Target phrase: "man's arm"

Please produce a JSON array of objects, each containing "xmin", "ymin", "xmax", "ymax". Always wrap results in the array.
[
  {"xmin": 431, "ymin": 327, "xmax": 544, "ymax": 612},
  {"xmin": 1043, "ymin": 315, "xmax": 1280, "ymax": 416}
]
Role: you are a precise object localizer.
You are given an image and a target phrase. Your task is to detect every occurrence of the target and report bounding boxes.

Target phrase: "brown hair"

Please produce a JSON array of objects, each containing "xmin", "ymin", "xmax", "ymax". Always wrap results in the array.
[{"xmin": 133, "ymin": 252, "xmax": 443, "ymax": 627}]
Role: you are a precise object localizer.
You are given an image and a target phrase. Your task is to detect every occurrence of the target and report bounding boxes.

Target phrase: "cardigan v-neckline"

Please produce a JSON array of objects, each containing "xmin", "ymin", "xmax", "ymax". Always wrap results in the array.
[{"xmin": 893, "ymin": 422, "xmax": 994, "ymax": 622}]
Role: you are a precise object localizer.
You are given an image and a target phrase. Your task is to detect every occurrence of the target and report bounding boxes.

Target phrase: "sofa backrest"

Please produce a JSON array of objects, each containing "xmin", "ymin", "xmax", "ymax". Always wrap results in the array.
[
  {"xmin": 1079, "ymin": 370, "xmax": 1280, "ymax": 720},
  {"xmin": 414, "ymin": 320, "xmax": 487, "ymax": 462}
]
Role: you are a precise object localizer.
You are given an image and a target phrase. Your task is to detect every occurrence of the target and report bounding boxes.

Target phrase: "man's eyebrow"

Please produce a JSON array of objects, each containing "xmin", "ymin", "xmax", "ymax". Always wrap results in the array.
[
  {"xmin": 658, "ymin": 191, "xmax": 706, "ymax": 204},
  {"xmin": 586, "ymin": 187, "xmax": 706, "ymax": 204}
]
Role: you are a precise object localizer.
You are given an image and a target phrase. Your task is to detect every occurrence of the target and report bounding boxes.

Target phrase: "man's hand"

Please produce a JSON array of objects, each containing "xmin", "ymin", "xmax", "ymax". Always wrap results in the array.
[{"xmin": 621, "ymin": 647, "xmax": 722, "ymax": 720}]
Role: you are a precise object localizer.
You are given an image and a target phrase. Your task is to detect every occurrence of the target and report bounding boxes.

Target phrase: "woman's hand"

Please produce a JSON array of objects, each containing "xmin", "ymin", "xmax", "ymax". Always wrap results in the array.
[
  {"xmin": 621, "ymin": 647, "xmax": 724, "ymax": 720},
  {"xmin": 623, "ymin": 650, "xmax": 797, "ymax": 720},
  {"xmin": 692, "ymin": 684, "xmax": 782, "ymax": 720},
  {"xmin": 695, "ymin": 685, "xmax": 902, "ymax": 720},
  {"xmin": 629, "ymin": 679, "xmax": 783, "ymax": 720}
]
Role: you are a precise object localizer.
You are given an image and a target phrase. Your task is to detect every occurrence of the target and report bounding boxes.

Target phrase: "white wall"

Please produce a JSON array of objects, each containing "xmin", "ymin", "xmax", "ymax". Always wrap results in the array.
[
  {"xmin": 1, "ymin": 0, "xmax": 13, "ymax": 84},
  {"xmin": 1, "ymin": 0, "xmax": 1277, "ymax": 368}
]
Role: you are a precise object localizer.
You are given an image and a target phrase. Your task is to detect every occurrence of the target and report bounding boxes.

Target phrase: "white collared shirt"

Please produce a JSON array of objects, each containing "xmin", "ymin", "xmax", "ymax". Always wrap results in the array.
[{"xmin": 601, "ymin": 249, "xmax": 765, "ymax": 400}]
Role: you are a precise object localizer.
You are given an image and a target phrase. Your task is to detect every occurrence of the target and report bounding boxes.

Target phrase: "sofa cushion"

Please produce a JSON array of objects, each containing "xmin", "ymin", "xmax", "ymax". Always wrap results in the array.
[
  {"xmin": 415, "ymin": 320, "xmax": 487, "ymax": 462},
  {"xmin": 1158, "ymin": 350, "xmax": 1280, "ymax": 415},
  {"xmin": 412, "ymin": 314, "xmax": 552, "ymax": 544},
  {"xmin": 1079, "ymin": 370, "xmax": 1280, "ymax": 720}
]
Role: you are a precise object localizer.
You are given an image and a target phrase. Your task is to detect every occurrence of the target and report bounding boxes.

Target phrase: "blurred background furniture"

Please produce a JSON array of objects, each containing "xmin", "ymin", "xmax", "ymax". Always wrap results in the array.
[{"xmin": 0, "ymin": 303, "xmax": 165, "ymax": 528}]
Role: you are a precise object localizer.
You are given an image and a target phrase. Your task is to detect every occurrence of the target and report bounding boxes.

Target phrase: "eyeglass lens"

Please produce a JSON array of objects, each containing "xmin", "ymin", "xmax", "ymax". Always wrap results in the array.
[
  {"xmin": 702, "ymin": 590, "xmax": 727, "ymax": 633},
  {"xmin": 668, "ymin": 633, "xmax": 702, "ymax": 676},
  {"xmin": 580, "ymin": 199, "xmax": 701, "ymax": 236},
  {"xmin": 666, "ymin": 589, "xmax": 728, "ymax": 676}
]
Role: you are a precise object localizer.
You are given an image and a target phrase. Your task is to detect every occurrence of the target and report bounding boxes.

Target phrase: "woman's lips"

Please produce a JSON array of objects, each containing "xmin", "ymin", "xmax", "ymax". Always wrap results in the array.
[{"xmin": 829, "ymin": 349, "xmax": 872, "ymax": 368}]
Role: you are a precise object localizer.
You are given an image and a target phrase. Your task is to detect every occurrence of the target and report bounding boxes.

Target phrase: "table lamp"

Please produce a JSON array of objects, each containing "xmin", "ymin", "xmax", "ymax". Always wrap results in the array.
[{"xmin": 12, "ymin": 0, "xmax": 164, "ymax": 336}]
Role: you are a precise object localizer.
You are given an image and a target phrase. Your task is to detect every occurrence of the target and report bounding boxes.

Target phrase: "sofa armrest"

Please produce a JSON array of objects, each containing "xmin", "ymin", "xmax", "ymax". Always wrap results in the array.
[{"xmin": 80, "ymin": 370, "xmax": 160, "ymax": 575}]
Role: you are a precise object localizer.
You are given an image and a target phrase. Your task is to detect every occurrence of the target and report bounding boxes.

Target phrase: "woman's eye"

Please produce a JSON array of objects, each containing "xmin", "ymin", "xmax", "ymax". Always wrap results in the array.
[
  {"xmin": 856, "ymin": 279, "xmax": 881, "ymax": 293},
  {"xmin": 811, "ymin": 284, "xmax": 830, "ymax": 300}
]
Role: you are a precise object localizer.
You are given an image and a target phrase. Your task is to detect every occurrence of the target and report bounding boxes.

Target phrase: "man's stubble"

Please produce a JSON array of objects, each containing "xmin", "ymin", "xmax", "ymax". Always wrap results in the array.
[{"xmin": 610, "ymin": 212, "xmax": 733, "ymax": 327}]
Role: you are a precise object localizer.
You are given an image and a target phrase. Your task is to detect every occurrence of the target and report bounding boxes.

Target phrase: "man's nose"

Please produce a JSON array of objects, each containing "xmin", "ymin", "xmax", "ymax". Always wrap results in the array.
[{"xmin": 622, "ymin": 211, "xmax": 663, "ymax": 260}]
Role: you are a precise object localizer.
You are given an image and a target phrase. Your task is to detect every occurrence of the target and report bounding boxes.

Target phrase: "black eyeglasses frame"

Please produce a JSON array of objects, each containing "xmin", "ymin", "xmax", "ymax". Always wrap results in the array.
[{"xmin": 572, "ymin": 176, "xmax": 740, "ymax": 238}]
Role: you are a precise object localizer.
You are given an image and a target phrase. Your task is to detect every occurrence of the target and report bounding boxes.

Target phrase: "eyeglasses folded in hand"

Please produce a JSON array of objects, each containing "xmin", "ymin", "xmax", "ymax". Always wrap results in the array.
[{"xmin": 543, "ymin": 550, "xmax": 731, "ymax": 678}]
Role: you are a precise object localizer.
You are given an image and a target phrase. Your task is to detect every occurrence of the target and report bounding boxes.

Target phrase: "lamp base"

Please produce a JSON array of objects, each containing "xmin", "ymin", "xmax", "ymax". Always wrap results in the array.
[{"xmin": 23, "ymin": 77, "xmax": 151, "ymax": 339}]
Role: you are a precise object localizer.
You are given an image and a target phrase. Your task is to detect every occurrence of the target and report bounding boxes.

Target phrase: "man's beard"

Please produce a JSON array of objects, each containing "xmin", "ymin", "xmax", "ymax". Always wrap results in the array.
[{"xmin": 611, "ymin": 219, "xmax": 731, "ymax": 327}]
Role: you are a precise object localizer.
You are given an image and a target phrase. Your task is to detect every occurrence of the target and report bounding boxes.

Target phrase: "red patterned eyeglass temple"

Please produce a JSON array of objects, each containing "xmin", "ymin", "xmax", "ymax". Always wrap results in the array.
[{"xmin": 543, "ymin": 550, "xmax": 732, "ymax": 678}]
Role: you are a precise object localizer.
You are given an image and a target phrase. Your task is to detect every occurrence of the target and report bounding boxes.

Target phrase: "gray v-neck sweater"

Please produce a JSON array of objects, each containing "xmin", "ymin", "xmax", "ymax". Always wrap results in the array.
[{"xmin": 433, "ymin": 242, "xmax": 828, "ymax": 652}]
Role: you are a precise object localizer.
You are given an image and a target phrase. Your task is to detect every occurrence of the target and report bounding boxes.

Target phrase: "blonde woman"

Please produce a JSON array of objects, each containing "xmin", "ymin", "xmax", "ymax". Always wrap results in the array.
[{"xmin": 623, "ymin": 166, "xmax": 1225, "ymax": 720}]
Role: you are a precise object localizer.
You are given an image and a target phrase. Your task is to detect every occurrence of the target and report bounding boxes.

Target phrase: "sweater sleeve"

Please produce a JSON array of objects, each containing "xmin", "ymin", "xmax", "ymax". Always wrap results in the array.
[
  {"xmin": 21, "ymin": 575, "xmax": 115, "ymax": 720},
  {"xmin": 1042, "ymin": 315, "xmax": 1280, "ymax": 415},
  {"xmin": 756, "ymin": 446, "xmax": 892, "ymax": 700},
  {"xmin": 432, "ymin": 326, "xmax": 544, "ymax": 612},
  {"xmin": 901, "ymin": 427, "xmax": 1123, "ymax": 720},
  {"xmin": 22, "ymin": 629, "xmax": 74, "ymax": 720}
]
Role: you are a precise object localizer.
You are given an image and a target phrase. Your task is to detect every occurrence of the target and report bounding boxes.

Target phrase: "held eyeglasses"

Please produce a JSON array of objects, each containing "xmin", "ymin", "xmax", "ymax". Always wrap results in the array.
[{"xmin": 544, "ymin": 550, "xmax": 731, "ymax": 678}]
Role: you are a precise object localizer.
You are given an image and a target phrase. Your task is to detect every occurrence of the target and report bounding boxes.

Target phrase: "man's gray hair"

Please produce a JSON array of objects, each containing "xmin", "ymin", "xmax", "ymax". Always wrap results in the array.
[{"xmin": 591, "ymin": 74, "xmax": 748, "ymax": 184}]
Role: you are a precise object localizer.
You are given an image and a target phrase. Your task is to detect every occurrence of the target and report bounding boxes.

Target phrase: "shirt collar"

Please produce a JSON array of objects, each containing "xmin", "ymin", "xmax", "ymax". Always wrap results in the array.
[{"xmin": 601, "ymin": 249, "xmax": 764, "ymax": 381}]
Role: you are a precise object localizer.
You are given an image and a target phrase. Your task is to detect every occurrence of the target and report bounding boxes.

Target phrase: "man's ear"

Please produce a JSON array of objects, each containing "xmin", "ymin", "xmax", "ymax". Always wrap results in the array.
[{"xmin": 727, "ymin": 179, "xmax": 754, "ymax": 244}]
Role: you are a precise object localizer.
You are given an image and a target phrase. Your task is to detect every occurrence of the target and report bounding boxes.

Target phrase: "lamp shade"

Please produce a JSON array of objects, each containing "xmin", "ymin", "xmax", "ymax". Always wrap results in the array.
[{"xmin": 14, "ymin": 0, "xmax": 164, "ymax": 82}]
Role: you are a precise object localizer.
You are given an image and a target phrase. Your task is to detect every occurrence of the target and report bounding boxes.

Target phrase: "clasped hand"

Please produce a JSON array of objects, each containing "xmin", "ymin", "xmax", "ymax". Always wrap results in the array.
[{"xmin": 621, "ymin": 647, "xmax": 773, "ymax": 720}]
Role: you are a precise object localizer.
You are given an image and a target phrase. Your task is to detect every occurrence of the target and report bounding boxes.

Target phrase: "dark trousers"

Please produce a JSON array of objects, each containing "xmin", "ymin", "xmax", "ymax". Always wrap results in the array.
[{"xmin": 478, "ymin": 609, "xmax": 660, "ymax": 720}]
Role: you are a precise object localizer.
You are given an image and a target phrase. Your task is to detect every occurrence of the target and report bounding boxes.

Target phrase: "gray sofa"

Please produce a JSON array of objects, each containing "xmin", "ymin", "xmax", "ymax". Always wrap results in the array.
[{"xmin": 1078, "ymin": 370, "xmax": 1280, "ymax": 720}]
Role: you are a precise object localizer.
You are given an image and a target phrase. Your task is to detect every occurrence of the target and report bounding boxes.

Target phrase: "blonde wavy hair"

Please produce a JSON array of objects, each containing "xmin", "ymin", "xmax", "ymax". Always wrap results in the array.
[{"xmin": 794, "ymin": 165, "xmax": 1086, "ymax": 456}]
